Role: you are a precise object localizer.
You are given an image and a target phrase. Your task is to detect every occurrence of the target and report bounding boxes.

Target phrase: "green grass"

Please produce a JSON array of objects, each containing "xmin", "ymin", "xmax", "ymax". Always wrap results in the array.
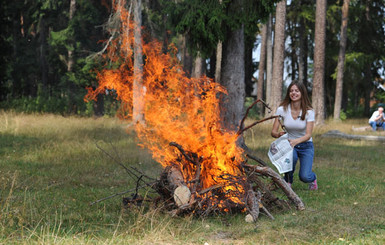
[{"xmin": 0, "ymin": 111, "xmax": 384, "ymax": 244}]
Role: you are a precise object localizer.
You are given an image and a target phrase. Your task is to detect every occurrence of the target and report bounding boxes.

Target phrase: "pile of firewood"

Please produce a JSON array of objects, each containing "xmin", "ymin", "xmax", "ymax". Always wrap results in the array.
[
  {"xmin": 91, "ymin": 100, "xmax": 305, "ymax": 223},
  {"xmin": 149, "ymin": 148, "xmax": 305, "ymax": 222}
]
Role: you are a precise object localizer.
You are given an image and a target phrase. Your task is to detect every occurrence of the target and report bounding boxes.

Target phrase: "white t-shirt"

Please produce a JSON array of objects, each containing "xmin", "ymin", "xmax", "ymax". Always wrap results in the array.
[
  {"xmin": 368, "ymin": 111, "xmax": 385, "ymax": 123},
  {"xmin": 275, "ymin": 105, "xmax": 315, "ymax": 142}
]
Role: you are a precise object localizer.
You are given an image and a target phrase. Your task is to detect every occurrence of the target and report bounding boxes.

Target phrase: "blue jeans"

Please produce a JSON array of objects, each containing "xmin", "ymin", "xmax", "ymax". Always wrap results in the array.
[
  {"xmin": 284, "ymin": 141, "xmax": 316, "ymax": 184},
  {"xmin": 369, "ymin": 121, "xmax": 385, "ymax": 131}
]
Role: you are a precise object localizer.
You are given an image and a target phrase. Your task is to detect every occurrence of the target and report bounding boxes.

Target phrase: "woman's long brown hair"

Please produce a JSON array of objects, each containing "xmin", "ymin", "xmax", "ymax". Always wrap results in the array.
[{"xmin": 279, "ymin": 81, "xmax": 313, "ymax": 121}]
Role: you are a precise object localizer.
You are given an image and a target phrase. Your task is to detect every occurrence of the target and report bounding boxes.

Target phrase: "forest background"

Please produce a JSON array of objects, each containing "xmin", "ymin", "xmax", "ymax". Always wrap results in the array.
[
  {"xmin": 1, "ymin": 1, "xmax": 385, "ymax": 244},
  {"xmin": 1, "ymin": 0, "xmax": 385, "ymax": 123}
]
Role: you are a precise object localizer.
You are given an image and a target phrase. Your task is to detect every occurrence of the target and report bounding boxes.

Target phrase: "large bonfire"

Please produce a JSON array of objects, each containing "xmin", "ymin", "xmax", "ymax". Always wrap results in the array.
[{"xmin": 86, "ymin": 0, "xmax": 304, "ymax": 222}]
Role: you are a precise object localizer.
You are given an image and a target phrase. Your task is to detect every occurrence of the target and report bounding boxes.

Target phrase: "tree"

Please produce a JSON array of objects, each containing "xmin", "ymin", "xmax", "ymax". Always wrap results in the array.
[
  {"xmin": 333, "ymin": 0, "xmax": 350, "ymax": 120},
  {"xmin": 219, "ymin": 0, "xmax": 245, "ymax": 131},
  {"xmin": 297, "ymin": 0, "xmax": 310, "ymax": 87},
  {"xmin": 312, "ymin": 0, "xmax": 327, "ymax": 124},
  {"xmin": 133, "ymin": 0, "xmax": 145, "ymax": 124},
  {"xmin": 257, "ymin": 23, "xmax": 267, "ymax": 116},
  {"xmin": 67, "ymin": 0, "xmax": 77, "ymax": 113},
  {"xmin": 270, "ymin": 0, "xmax": 287, "ymax": 114},
  {"xmin": 265, "ymin": 14, "xmax": 273, "ymax": 115},
  {"xmin": 159, "ymin": 0, "xmax": 279, "ymax": 129}
]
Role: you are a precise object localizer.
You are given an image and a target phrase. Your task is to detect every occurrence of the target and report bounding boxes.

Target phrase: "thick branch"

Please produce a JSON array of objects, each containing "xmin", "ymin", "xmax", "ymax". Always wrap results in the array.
[
  {"xmin": 237, "ymin": 116, "xmax": 279, "ymax": 136},
  {"xmin": 239, "ymin": 99, "xmax": 272, "ymax": 130},
  {"xmin": 242, "ymin": 163, "xmax": 305, "ymax": 210},
  {"xmin": 246, "ymin": 153, "xmax": 267, "ymax": 166},
  {"xmin": 169, "ymin": 142, "xmax": 198, "ymax": 166}
]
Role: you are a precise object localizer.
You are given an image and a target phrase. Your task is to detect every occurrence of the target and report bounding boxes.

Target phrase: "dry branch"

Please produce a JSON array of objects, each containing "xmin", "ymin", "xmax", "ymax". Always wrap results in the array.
[
  {"xmin": 242, "ymin": 163, "xmax": 305, "ymax": 210},
  {"xmin": 237, "ymin": 115, "xmax": 279, "ymax": 136},
  {"xmin": 239, "ymin": 99, "xmax": 272, "ymax": 131}
]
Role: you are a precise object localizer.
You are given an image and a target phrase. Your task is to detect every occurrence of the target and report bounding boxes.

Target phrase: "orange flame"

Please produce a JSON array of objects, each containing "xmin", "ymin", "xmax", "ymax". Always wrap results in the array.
[{"xmin": 86, "ymin": 0, "xmax": 246, "ymax": 205}]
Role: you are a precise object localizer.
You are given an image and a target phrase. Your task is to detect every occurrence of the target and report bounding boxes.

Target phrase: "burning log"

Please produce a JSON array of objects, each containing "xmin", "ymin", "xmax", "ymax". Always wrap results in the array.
[{"xmin": 166, "ymin": 166, "xmax": 191, "ymax": 207}]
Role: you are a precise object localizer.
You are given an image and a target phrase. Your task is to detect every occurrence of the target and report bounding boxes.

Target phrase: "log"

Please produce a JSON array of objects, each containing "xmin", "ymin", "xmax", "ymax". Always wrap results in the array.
[
  {"xmin": 322, "ymin": 130, "xmax": 385, "ymax": 141},
  {"xmin": 174, "ymin": 185, "xmax": 191, "ymax": 207},
  {"xmin": 242, "ymin": 163, "xmax": 305, "ymax": 211},
  {"xmin": 245, "ymin": 189, "xmax": 260, "ymax": 222},
  {"xmin": 166, "ymin": 166, "xmax": 191, "ymax": 207}
]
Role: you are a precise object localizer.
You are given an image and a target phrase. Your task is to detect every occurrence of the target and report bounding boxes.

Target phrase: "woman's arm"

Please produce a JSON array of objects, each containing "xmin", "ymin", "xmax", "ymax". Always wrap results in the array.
[
  {"xmin": 271, "ymin": 117, "xmax": 286, "ymax": 138},
  {"xmin": 289, "ymin": 121, "xmax": 314, "ymax": 147}
]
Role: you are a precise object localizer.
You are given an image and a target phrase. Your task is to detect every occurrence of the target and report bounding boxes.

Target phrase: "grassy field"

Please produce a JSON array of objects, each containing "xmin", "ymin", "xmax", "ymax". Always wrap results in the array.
[{"xmin": 0, "ymin": 111, "xmax": 384, "ymax": 244}]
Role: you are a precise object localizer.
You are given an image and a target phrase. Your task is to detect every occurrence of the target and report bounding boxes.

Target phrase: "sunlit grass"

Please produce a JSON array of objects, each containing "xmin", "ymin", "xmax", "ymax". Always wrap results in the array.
[{"xmin": 0, "ymin": 112, "xmax": 384, "ymax": 244}]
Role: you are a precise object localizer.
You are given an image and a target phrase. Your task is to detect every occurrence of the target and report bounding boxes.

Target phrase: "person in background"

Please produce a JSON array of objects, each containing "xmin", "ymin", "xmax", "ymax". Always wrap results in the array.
[
  {"xmin": 271, "ymin": 81, "xmax": 318, "ymax": 190},
  {"xmin": 368, "ymin": 106, "xmax": 385, "ymax": 131}
]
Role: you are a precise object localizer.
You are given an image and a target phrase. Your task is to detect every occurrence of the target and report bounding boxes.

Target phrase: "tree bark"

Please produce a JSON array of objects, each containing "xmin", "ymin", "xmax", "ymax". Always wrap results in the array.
[
  {"xmin": 265, "ymin": 14, "xmax": 273, "ymax": 116},
  {"xmin": 215, "ymin": 41, "xmax": 222, "ymax": 83},
  {"xmin": 180, "ymin": 35, "xmax": 193, "ymax": 77},
  {"xmin": 333, "ymin": 0, "xmax": 350, "ymax": 120},
  {"xmin": 245, "ymin": 38, "xmax": 254, "ymax": 97},
  {"xmin": 270, "ymin": 0, "xmax": 286, "ymax": 114},
  {"xmin": 298, "ymin": 2, "xmax": 308, "ymax": 86},
  {"xmin": 39, "ymin": 15, "xmax": 49, "ymax": 96},
  {"xmin": 67, "ymin": 0, "xmax": 77, "ymax": 113},
  {"xmin": 133, "ymin": 0, "xmax": 145, "ymax": 124},
  {"xmin": 191, "ymin": 52, "xmax": 205, "ymax": 78},
  {"xmin": 214, "ymin": 0, "xmax": 223, "ymax": 84},
  {"xmin": 363, "ymin": 0, "xmax": 372, "ymax": 117},
  {"xmin": 220, "ymin": 26, "xmax": 245, "ymax": 130},
  {"xmin": 312, "ymin": 0, "xmax": 327, "ymax": 124},
  {"xmin": 257, "ymin": 24, "xmax": 267, "ymax": 117},
  {"xmin": 219, "ymin": 0, "xmax": 245, "ymax": 131}
]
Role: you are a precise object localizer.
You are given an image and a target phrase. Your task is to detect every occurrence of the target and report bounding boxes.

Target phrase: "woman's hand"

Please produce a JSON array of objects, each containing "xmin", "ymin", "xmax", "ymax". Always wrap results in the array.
[
  {"xmin": 278, "ymin": 131, "xmax": 286, "ymax": 137},
  {"xmin": 271, "ymin": 131, "xmax": 286, "ymax": 138},
  {"xmin": 288, "ymin": 139, "xmax": 299, "ymax": 148},
  {"xmin": 271, "ymin": 117, "xmax": 286, "ymax": 138}
]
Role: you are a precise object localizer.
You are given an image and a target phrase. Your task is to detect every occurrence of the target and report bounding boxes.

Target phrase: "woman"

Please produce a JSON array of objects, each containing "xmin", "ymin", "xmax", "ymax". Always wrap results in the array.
[{"xmin": 271, "ymin": 81, "xmax": 317, "ymax": 190}]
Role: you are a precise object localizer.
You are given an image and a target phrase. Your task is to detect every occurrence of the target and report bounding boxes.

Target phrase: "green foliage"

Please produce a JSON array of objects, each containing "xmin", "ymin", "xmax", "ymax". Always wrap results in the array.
[
  {"xmin": 2, "ymin": 0, "xmax": 385, "ymax": 119},
  {"xmin": 339, "ymin": 110, "xmax": 347, "ymax": 120},
  {"xmin": 160, "ymin": 0, "xmax": 279, "ymax": 58}
]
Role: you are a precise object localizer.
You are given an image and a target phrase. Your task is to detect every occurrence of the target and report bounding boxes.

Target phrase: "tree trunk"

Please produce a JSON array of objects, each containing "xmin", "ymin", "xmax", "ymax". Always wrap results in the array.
[
  {"xmin": 257, "ymin": 24, "xmax": 267, "ymax": 117},
  {"xmin": 93, "ymin": 93, "xmax": 105, "ymax": 117},
  {"xmin": 39, "ymin": 15, "xmax": 49, "ymax": 96},
  {"xmin": 67, "ymin": 0, "xmax": 76, "ymax": 72},
  {"xmin": 180, "ymin": 35, "xmax": 193, "ymax": 77},
  {"xmin": 265, "ymin": 14, "xmax": 273, "ymax": 116},
  {"xmin": 133, "ymin": 0, "xmax": 145, "ymax": 124},
  {"xmin": 215, "ymin": 41, "xmax": 222, "ymax": 83},
  {"xmin": 363, "ymin": 0, "xmax": 372, "ymax": 117},
  {"xmin": 312, "ymin": 0, "xmax": 327, "ymax": 124},
  {"xmin": 220, "ymin": 0, "xmax": 245, "ymax": 131},
  {"xmin": 245, "ymin": 38, "xmax": 254, "ymax": 97},
  {"xmin": 270, "ymin": 0, "xmax": 286, "ymax": 114},
  {"xmin": 191, "ymin": 52, "xmax": 205, "ymax": 78},
  {"xmin": 333, "ymin": 0, "xmax": 350, "ymax": 120},
  {"xmin": 67, "ymin": 0, "xmax": 77, "ymax": 114},
  {"xmin": 298, "ymin": 3, "xmax": 308, "ymax": 86},
  {"xmin": 214, "ymin": 0, "xmax": 223, "ymax": 84},
  {"xmin": 364, "ymin": 64, "xmax": 372, "ymax": 117}
]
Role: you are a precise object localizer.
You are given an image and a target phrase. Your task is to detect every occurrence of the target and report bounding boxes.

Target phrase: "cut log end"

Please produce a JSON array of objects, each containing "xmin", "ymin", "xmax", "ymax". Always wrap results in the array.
[{"xmin": 174, "ymin": 185, "xmax": 191, "ymax": 207}]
